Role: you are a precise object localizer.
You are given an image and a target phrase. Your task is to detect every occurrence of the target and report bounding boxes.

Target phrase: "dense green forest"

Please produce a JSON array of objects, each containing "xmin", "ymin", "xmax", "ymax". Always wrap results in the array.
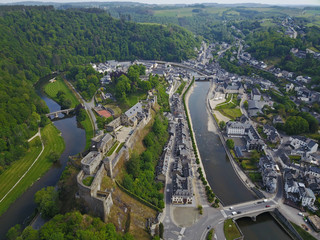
[
  {"xmin": 0, "ymin": 6, "xmax": 199, "ymax": 170},
  {"xmin": 123, "ymin": 113, "xmax": 168, "ymax": 209},
  {"xmin": 7, "ymin": 211, "xmax": 134, "ymax": 240}
]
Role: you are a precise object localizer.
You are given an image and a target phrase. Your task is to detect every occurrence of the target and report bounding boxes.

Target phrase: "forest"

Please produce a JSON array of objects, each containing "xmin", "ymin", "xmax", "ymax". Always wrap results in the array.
[
  {"xmin": 6, "ymin": 211, "xmax": 134, "ymax": 240},
  {"xmin": 122, "ymin": 113, "xmax": 169, "ymax": 209},
  {"xmin": 0, "ymin": 6, "xmax": 199, "ymax": 170}
]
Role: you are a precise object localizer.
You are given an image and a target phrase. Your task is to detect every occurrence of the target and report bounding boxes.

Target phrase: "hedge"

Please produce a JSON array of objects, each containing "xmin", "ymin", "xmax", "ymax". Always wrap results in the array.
[{"xmin": 115, "ymin": 180, "xmax": 163, "ymax": 212}]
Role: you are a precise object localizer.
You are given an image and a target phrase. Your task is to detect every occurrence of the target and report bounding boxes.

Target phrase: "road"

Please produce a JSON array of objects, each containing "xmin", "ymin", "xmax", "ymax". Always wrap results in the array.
[
  {"xmin": 222, "ymin": 199, "xmax": 278, "ymax": 219},
  {"xmin": 64, "ymin": 79, "xmax": 98, "ymax": 133}
]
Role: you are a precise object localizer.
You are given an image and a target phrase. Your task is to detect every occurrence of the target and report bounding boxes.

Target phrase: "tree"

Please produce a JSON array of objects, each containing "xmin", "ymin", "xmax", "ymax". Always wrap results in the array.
[
  {"xmin": 6, "ymin": 224, "xmax": 21, "ymax": 240},
  {"xmin": 226, "ymin": 139, "xmax": 234, "ymax": 149},
  {"xmin": 219, "ymin": 121, "xmax": 226, "ymax": 130},
  {"xmin": 34, "ymin": 186, "xmax": 59, "ymax": 219},
  {"xmin": 76, "ymin": 108, "xmax": 86, "ymax": 122},
  {"xmin": 159, "ymin": 222, "xmax": 164, "ymax": 239},
  {"xmin": 284, "ymin": 116, "xmax": 309, "ymax": 135},
  {"xmin": 243, "ymin": 100, "xmax": 249, "ymax": 110},
  {"xmin": 49, "ymin": 151, "xmax": 60, "ymax": 163}
]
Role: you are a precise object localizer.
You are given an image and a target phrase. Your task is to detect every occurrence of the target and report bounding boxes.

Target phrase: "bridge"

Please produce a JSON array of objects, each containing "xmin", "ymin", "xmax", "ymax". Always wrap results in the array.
[
  {"xmin": 46, "ymin": 108, "xmax": 75, "ymax": 118},
  {"xmin": 193, "ymin": 75, "xmax": 214, "ymax": 81},
  {"xmin": 220, "ymin": 198, "xmax": 278, "ymax": 221}
]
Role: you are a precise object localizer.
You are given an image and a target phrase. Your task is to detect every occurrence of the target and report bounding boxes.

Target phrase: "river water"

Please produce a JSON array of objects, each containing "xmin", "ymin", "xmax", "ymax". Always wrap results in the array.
[
  {"xmin": 0, "ymin": 79, "xmax": 290, "ymax": 239},
  {"xmin": 188, "ymin": 81, "xmax": 291, "ymax": 240},
  {"xmin": 0, "ymin": 87, "xmax": 86, "ymax": 239}
]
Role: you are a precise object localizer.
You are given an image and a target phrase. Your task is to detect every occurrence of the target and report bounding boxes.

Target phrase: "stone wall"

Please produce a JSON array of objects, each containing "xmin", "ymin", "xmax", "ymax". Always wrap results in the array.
[
  {"xmin": 106, "ymin": 117, "xmax": 121, "ymax": 132},
  {"xmin": 271, "ymin": 209, "xmax": 303, "ymax": 240},
  {"xmin": 77, "ymin": 165, "xmax": 113, "ymax": 222}
]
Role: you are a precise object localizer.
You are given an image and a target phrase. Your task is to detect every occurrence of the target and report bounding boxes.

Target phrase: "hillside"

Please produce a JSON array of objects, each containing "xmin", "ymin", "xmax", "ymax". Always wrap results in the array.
[{"xmin": 0, "ymin": 6, "xmax": 200, "ymax": 170}]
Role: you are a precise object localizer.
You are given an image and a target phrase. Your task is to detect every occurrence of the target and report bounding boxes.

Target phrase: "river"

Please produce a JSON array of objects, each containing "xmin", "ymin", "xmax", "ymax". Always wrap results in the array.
[
  {"xmin": 0, "ymin": 85, "xmax": 86, "ymax": 239},
  {"xmin": 188, "ymin": 81, "xmax": 291, "ymax": 240}
]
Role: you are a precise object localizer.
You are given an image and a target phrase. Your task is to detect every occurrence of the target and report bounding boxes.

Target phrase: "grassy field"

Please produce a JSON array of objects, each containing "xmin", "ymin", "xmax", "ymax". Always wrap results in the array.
[
  {"xmin": 224, "ymin": 219, "xmax": 241, "ymax": 240},
  {"xmin": 218, "ymin": 108, "xmax": 242, "ymax": 120},
  {"xmin": 44, "ymin": 78, "xmax": 80, "ymax": 108},
  {"xmin": 0, "ymin": 124, "xmax": 65, "ymax": 216},
  {"xmin": 291, "ymin": 222, "xmax": 317, "ymax": 240},
  {"xmin": 80, "ymin": 113, "xmax": 94, "ymax": 150}
]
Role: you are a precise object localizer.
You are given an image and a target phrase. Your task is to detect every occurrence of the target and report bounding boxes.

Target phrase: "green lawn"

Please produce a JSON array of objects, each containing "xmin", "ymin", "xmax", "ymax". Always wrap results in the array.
[
  {"xmin": 224, "ymin": 219, "xmax": 241, "ymax": 240},
  {"xmin": 0, "ymin": 124, "xmax": 65, "ymax": 216},
  {"xmin": 107, "ymin": 141, "xmax": 120, "ymax": 156},
  {"xmin": 82, "ymin": 176, "xmax": 94, "ymax": 186},
  {"xmin": 80, "ymin": 112, "xmax": 94, "ymax": 150},
  {"xmin": 291, "ymin": 222, "xmax": 317, "ymax": 240},
  {"xmin": 44, "ymin": 78, "xmax": 80, "ymax": 108},
  {"xmin": 218, "ymin": 108, "xmax": 242, "ymax": 120},
  {"xmin": 116, "ymin": 142, "xmax": 125, "ymax": 154}
]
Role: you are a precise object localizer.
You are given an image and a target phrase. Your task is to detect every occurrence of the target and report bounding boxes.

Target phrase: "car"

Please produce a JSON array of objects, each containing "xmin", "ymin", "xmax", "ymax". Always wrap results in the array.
[
  {"xmin": 263, "ymin": 199, "xmax": 268, "ymax": 202},
  {"xmin": 298, "ymin": 212, "xmax": 304, "ymax": 217},
  {"xmin": 231, "ymin": 211, "xmax": 237, "ymax": 215},
  {"xmin": 229, "ymin": 207, "xmax": 234, "ymax": 210},
  {"xmin": 265, "ymin": 205, "xmax": 270, "ymax": 208},
  {"xmin": 207, "ymin": 225, "xmax": 211, "ymax": 229},
  {"xmin": 237, "ymin": 211, "xmax": 242, "ymax": 214}
]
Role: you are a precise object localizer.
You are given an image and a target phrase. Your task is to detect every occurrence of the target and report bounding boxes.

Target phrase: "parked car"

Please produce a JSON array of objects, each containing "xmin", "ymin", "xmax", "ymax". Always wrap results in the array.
[
  {"xmin": 265, "ymin": 205, "xmax": 270, "ymax": 208},
  {"xmin": 298, "ymin": 212, "xmax": 304, "ymax": 217}
]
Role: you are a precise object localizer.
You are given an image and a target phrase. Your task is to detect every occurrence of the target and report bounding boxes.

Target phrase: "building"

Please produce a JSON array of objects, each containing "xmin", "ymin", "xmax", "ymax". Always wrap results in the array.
[
  {"xmin": 91, "ymin": 132, "xmax": 114, "ymax": 154},
  {"xmin": 308, "ymin": 215, "xmax": 320, "ymax": 232},
  {"xmin": 226, "ymin": 121, "xmax": 249, "ymax": 136},
  {"xmin": 171, "ymin": 175, "xmax": 193, "ymax": 204},
  {"xmin": 247, "ymin": 100, "xmax": 261, "ymax": 117},
  {"xmin": 259, "ymin": 156, "xmax": 278, "ymax": 193},
  {"xmin": 81, "ymin": 151, "xmax": 102, "ymax": 175},
  {"xmin": 289, "ymin": 136, "xmax": 318, "ymax": 155},
  {"xmin": 301, "ymin": 187, "xmax": 316, "ymax": 207},
  {"xmin": 223, "ymin": 82, "xmax": 244, "ymax": 94},
  {"xmin": 263, "ymin": 125, "xmax": 281, "ymax": 144},
  {"xmin": 251, "ymin": 88, "xmax": 261, "ymax": 101}
]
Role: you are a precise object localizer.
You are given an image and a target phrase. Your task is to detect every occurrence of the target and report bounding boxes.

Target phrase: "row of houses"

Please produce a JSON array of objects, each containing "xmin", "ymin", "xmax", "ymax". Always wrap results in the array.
[
  {"xmin": 259, "ymin": 156, "xmax": 279, "ymax": 193},
  {"xmin": 284, "ymin": 168, "xmax": 316, "ymax": 208},
  {"xmin": 171, "ymin": 118, "xmax": 193, "ymax": 205}
]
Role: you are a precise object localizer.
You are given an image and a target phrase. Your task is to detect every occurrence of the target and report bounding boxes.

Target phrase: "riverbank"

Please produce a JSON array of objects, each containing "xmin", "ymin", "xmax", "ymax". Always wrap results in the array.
[
  {"xmin": 44, "ymin": 77, "xmax": 94, "ymax": 149},
  {"xmin": 0, "ymin": 124, "xmax": 65, "ymax": 217},
  {"xmin": 205, "ymin": 82, "xmax": 257, "ymax": 196}
]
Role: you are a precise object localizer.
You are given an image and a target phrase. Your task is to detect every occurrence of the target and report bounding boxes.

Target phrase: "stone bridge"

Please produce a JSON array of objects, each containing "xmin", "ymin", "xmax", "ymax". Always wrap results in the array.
[
  {"xmin": 221, "ymin": 198, "xmax": 278, "ymax": 221},
  {"xmin": 46, "ymin": 108, "xmax": 75, "ymax": 118}
]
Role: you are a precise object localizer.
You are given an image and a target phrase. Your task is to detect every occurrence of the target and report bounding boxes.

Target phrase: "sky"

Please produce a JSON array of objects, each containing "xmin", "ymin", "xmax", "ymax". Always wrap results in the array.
[{"xmin": 1, "ymin": 0, "xmax": 320, "ymax": 6}]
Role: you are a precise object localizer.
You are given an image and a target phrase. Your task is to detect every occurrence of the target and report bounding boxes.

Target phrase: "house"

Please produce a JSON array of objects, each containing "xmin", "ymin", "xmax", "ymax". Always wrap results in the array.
[
  {"xmin": 273, "ymin": 115, "xmax": 284, "ymax": 125},
  {"xmin": 121, "ymin": 102, "xmax": 143, "ymax": 127},
  {"xmin": 263, "ymin": 125, "xmax": 281, "ymax": 144},
  {"xmin": 251, "ymin": 88, "xmax": 261, "ymax": 101},
  {"xmin": 223, "ymin": 82, "xmax": 244, "ymax": 94},
  {"xmin": 247, "ymin": 100, "xmax": 261, "ymax": 117},
  {"xmin": 259, "ymin": 156, "xmax": 277, "ymax": 193},
  {"xmin": 226, "ymin": 121, "xmax": 249, "ymax": 137},
  {"xmin": 289, "ymin": 136, "xmax": 318, "ymax": 155},
  {"xmin": 301, "ymin": 187, "xmax": 316, "ymax": 207},
  {"xmin": 226, "ymin": 121, "xmax": 264, "ymax": 151},
  {"xmin": 171, "ymin": 175, "xmax": 193, "ymax": 204},
  {"xmin": 285, "ymin": 83, "xmax": 294, "ymax": 92}
]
